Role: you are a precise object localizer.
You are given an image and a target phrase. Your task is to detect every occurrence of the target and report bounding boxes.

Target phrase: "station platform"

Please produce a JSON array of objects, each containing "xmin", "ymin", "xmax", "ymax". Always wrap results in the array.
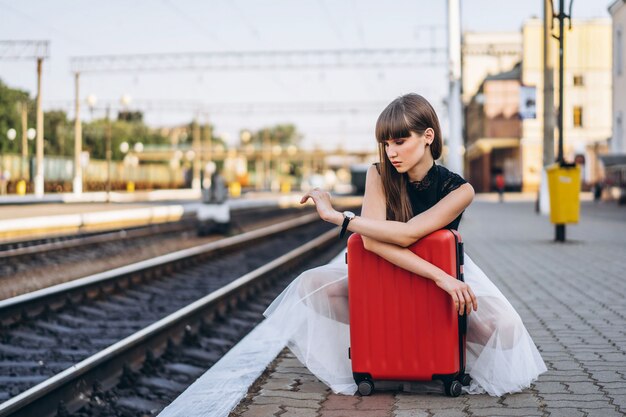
[
  {"xmin": 0, "ymin": 189, "xmax": 362, "ymax": 241},
  {"xmin": 160, "ymin": 198, "xmax": 626, "ymax": 417}
]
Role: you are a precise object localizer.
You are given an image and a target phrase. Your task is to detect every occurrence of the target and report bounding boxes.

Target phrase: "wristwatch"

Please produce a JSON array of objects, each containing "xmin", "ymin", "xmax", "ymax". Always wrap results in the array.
[{"xmin": 339, "ymin": 211, "xmax": 356, "ymax": 239}]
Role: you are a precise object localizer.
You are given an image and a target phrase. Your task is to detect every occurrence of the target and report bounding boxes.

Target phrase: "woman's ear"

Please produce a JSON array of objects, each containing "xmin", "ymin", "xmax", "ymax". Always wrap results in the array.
[{"xmin": 424, "ymin": 128, "xmax": 434, "ymax": 144}]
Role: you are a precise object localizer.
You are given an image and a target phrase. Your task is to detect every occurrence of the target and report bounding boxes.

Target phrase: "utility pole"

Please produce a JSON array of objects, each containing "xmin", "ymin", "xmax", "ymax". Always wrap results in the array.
[
  {"xmin": 105, "ymin": 106, "xmax": 112, "ymax": 200},
  {"xmin": 543, "ymin": 0, "xmax": 555, "ymax": 166},
  {"xmin": 556, "ymin": 0, "xmax": 567, "ymax": 164},
  {"xmin": 73, "ymin": 72, "xmax": 83, "ymax": 194},
  {"xmin": 34, "ymin": 57, "xmax": 44, "ymax": 197},
  {"xmin": 551, "ymin": 0, "xmax": 573, "ymax": 242},
  {"xmin": 192, "ymin": 119, "xmax": 201, "ymax": 190},
  {"xmin": 20, "ymin": 103, "xmax": 28, "ymax": 180},
  {"xmin": 0, "ymin": 41, "xmax": 49, "ymax": 193},
  {"xmin": 447, "ymin": 0, "xmax": 464, "ymax": 175}
]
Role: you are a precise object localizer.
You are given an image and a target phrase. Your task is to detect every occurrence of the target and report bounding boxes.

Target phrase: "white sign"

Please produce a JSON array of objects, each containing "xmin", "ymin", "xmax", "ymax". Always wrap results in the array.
[
  {"xmin": 80, "ymin": 151, "xmax": 90, "ymax": 168},
  {"xmin": 519, "ymin": 86, "xmax": 537, "ymax": 119}
]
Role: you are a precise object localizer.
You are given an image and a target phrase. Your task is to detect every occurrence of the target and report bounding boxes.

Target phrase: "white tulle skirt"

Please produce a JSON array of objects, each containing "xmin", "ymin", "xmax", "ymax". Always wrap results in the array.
[{"xmin": 263, "ymin": 251, "xmax": 547, "ymax": 397}]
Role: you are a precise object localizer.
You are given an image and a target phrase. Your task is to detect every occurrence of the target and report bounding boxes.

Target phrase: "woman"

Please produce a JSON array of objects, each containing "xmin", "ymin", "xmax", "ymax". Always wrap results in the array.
[{"xmin": 264, "ymin": 93, "xmax": 547, "ymax": 397}]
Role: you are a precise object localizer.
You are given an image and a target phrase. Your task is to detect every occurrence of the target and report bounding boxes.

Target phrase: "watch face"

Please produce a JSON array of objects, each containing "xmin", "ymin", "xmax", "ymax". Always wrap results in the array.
[{"xmin": 344, "ymin": 211, "xmax": 356, "ymax": 220}]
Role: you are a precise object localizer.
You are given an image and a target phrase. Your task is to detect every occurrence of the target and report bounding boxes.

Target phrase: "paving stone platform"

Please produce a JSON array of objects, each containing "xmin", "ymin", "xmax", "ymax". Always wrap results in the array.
[{"xmin": 230, "ymin": 199, "xmax": 626, "ymax": 417}]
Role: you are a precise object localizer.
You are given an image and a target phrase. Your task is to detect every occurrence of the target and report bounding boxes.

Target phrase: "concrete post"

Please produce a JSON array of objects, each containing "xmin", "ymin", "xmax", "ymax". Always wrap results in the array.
[
  {"xmin": 447, "ymin": 0, "xmax": 464, "ymax": 175},
  {"xmin": 34, "ymin": 58, "xmax": 44, "ymax": 197}
]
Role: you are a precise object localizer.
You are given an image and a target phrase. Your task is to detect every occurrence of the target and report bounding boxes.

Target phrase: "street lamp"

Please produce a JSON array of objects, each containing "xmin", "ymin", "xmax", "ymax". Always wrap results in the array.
[
  {"xmin": 86, "ymin": 94, "xmax": 97, "ymax": 119},
  {"xmin": 120, "ymin": 94, "xmax": 132, "ymax": 108},
  {"xmin": 27, "ymin": 128, "xmax": 36, "ymax": 141},
  {"xmin": 240, "ymin": 130, "xmax": 252, "ymax": 144},
  {"xmin": 133, "ymin": 142, "xmax": 143, "ymax": 153},
  {"xmin": 120, "ymin": 141, "xmax": 130, "ymax": 154}
]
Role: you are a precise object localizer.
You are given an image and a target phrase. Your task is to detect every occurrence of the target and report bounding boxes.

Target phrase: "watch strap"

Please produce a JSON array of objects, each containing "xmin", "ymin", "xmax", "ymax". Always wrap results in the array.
[{"xmin": 339, "ymin": 216, "xmax": 351, "ymax": 239}]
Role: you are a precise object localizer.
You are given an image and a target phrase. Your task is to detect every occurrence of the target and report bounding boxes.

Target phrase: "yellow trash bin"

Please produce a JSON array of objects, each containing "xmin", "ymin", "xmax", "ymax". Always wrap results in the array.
[
  {"xmin": 546, "ymin": 163, "xmax": 581, "ymax": 224},
  {"xmin": 16, "ymin": 180, "xmax": 27, "ymax": 196},
  {"xmin": 126, "ymin": 181, "xmax": 135, "ymax": 193},
  {"xmin": 280, "ymin": 181, "xmax": 291, "ymax": 194},
  {"xmin": 229, "ymin": 181, "xmax": 241, "ymax": 198}
]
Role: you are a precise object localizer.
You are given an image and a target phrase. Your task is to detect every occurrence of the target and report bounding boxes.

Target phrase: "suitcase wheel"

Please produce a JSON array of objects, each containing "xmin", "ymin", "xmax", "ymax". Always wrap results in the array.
[
  {"xmin": 445, "ymin": 380, "xmax": 462, "ymax": 397},
  {"xmin": 357, "ymin": 380, "xmax": 374, "ymax": 396},
  {"xmin": 459, "ymin": 374, "xmax": 472, "ymax": 387}
]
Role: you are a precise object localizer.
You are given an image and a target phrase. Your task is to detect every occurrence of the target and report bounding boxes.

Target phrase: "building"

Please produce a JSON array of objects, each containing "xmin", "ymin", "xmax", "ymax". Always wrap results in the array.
[
  {"xmin": 462, "ymin": 32, "xmax": 524, "ymax": 191},
  {"xmin": 521, "ymin": 18, "xmax": 612, "ymax": 191},
  {"xmin": 462, "ymin": 32, "xmax": 523, "ymax": 105},
  {"xmin": 603, "ymin": 0, "xmax": 626, "ymax": 201},
  {"xmin": 466, "ymin": 63, "xmax": 523, "ymax": 192},
  {"xmin": 610, "ymin": 0, "xmax": 626, "ymax": 154}
]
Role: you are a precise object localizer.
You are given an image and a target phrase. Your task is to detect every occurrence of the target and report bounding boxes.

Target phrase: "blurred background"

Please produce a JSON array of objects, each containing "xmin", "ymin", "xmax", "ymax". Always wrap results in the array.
[{"xmin": 0, "ymin": 0, "xmax": 620, "ymax": 199}]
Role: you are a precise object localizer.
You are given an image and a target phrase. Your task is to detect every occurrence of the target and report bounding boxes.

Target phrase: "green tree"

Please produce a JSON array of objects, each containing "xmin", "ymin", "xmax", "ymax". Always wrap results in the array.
[
  {"xmin": 43, "ymin": 110, "xmax": 71, "ymax": 156},
  {"xmin": 0, "ymin": 78, "xmax": 33, "ymax": 154},
  {"xmin": 83, "ymin": 113, "xmax": 170, "ymax": 160},
  {"xmin": 248, "ymin": 124, "xmax": 301, "ymax": 147}
]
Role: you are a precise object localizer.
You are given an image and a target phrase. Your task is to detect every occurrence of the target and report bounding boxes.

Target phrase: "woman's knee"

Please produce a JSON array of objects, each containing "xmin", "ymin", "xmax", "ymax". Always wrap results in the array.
[
  {"xmin": 297, "ymin": 272, "xmax": 347, "ymax": 298},
  {"xmin": 495, "ymin": 311, "xmax": 523, "ymax": 348}
]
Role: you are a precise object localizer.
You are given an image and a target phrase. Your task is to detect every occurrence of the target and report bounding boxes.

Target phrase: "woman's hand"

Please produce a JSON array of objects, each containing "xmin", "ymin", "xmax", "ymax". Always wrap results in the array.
[
  {"xmin": 434, "ymin": 274, "xmax": 478, "ymax": 316},
  {"xmin": 300, "ymin": 188, "xmax": 342, "ymax": 225}
]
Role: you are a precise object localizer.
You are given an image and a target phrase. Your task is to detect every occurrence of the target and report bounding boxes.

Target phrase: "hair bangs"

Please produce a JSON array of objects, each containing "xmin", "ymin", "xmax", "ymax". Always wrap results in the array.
[{"xmin": 375, "ymin": 100, "xmax": 411, "ymax": 143}]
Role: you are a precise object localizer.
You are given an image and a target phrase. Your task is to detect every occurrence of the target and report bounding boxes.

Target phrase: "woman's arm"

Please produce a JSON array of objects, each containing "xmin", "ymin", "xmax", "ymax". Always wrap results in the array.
[
  {"xmin": 302, "ymin": 165, "xmax": 477, "ymax": 315},
  {"xmin": 302, "ymin": 166, "xmax": 474, "ymax": 247}
]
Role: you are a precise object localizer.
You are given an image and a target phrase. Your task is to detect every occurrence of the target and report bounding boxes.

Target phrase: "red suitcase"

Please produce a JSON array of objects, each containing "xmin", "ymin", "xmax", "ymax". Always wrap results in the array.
[{"xmin": 347, "ymin": 230, "xmax": 469, "ymax": 396}]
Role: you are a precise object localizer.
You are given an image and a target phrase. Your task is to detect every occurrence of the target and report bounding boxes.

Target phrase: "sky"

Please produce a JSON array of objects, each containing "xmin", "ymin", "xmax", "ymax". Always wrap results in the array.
[{"xmin": 0, "ymin": 0, "xmax": 612, "ymax": 151}]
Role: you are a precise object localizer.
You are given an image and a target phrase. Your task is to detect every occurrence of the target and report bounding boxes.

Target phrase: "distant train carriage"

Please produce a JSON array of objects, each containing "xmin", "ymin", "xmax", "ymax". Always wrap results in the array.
[
  {"xmin": 197, "ymin": 172, "xmax": 231, "ymax": 236},
  {"xmin": 350, "ymin": 164, "xmax": 370, "ymax": 195}
]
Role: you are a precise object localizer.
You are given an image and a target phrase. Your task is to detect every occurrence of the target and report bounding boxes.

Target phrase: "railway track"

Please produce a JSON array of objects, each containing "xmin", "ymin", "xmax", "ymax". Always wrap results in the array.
[
  {"xmin": 0, "ymin": 214, "xmax": 345, "ymax": 416},
  {"xmin": 0, "ymin": 206, "xmax": 315, "ymax": 297}
]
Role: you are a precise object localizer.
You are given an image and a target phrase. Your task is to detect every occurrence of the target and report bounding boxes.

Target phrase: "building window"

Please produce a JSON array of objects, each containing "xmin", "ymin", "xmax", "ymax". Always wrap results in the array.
[
  {"xmin": 573, "ymin": 75, "xmax": 584, "ymax": 86},
  {"xmin": 573, "ymin": 106, "xmax": 583, "ymax": 127}
]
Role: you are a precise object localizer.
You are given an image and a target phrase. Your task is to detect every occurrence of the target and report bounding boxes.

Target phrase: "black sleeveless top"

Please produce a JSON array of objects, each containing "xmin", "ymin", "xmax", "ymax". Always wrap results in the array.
[{"xmin": 375, "ymin": 162, "xmax": 468, "ymax": 230}]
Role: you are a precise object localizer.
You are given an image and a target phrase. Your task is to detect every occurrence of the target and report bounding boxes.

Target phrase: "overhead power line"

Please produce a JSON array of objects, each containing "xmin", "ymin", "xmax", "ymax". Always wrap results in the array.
[
  {"xmin": 461, "ymin": 42, "xmax": 522, "ymax": 57},
  {"xmin": 44, "ymin": 99, "xmax": 392, "ymax": 115},
  {"xmin": 69, "ymin": 48, "xmax": 447, "ymax": 74},
  {"xmin": 0, "ymin": 40, "xmax": 49, "ymax": 60}
]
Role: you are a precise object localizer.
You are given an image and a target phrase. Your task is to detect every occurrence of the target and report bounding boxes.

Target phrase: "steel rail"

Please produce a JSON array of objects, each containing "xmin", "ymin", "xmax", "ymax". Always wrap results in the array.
[
  {"xmin": 0, "ymin": 227, "xmax": 338, "ymax": 417},
  {"xmin": 0, "ymin": 216, "xmax": 196, "ymax": 259},
  {"xmin": 0, "ymin": 204, "xmax": 312, "ymax": 257},
  {"xmin": 0, "ymin": 212, "xmax": 321, "ymax": 326}
]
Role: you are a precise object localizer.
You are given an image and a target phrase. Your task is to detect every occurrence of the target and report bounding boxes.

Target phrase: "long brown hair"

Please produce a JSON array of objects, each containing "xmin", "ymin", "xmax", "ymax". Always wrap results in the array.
[{"xmin": 375, "ymin": 93, "xmax": 443, "ymax": 222}]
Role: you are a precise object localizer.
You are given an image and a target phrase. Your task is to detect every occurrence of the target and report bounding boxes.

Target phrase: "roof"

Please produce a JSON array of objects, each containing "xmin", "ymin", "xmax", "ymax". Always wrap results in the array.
[
  {"xmin": 484, "ymin": 62, "xmax": 522, "ymax": 82},
  {"xmin": 600, "ymin": 154, "xmax": 626, "ymax": 167},
  {"xmin": 609, "ymin": 0, "xmax": 626, "ymax": 16}
]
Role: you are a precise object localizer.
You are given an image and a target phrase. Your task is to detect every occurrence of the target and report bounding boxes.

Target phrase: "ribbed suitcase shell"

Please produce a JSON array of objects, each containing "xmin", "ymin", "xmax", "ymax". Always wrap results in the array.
[{"xmin": 347, "ymin": 230, "xmax": 465, "ymax": 389}]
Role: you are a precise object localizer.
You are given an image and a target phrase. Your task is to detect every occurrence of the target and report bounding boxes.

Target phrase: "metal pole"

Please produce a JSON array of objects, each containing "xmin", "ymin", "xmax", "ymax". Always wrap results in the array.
[
  {"xmin": 557, "ymin": 0, "xmax": 565, "ymax": 164},
  {"xmin": 73, "ymin": 72, "xmax": 83, "ymax": 194},
  {"xmin": 34, "ymin": 58, "xmax": 44, "ymax": 197},
  {"xmin": 543, "ymin": 0, "xmax": 555, "ymax": 167},
  {"xmin": 204, "ymin": 119, "xmax": 212, "ymax": 177},
  {"xmin": 263, "ymin": 130, "xmax": 270, "ymax": 190},
  {"xmin": 105, "ymin": 106, "xmax": 112, "ymax": 200},
  {"xmin": 20, "ymin": 102, "xmax": 28, "ymax": 181},
  {"xmin": 192, "ymin": 119, "xmax": 201, "ymax": 190},
  {"xmin": 446, "ymin": 0, "xmax": 464, "ymax": 175},
  {"xmin": 555, "ymin": 0, "xmax": 567, "ymax": 242}
]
